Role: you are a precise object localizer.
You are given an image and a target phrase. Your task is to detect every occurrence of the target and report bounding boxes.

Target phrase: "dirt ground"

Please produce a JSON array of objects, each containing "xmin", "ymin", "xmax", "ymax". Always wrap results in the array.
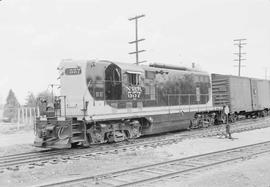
[
  {"xmin": 1, "ymin": 124, "xmax": 270, "ymax": 186},
  {"xmin": 0, "ymin": 123, "xmax": 36, "ymax": 156},
  {"xmin": 146, "ymin": 153, "xmax": 270, "ymax": 187}
]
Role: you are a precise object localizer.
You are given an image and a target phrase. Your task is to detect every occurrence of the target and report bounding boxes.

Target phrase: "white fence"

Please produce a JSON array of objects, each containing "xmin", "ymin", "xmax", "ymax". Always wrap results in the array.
[{"xmin": 17, "ymin": 107, "xmax": 39, "ymax": 127}]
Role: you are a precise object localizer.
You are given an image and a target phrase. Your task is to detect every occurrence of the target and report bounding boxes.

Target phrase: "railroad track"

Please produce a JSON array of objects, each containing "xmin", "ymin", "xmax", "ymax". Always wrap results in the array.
[
  {"xmin": 37, "ymin": 140, "xmax": 270, "ymax": 187},
  {"xmin": 0, "ymin": 149, "xmax": 69, "ymax": 171},
  {"xmin": 0, "ymin": 116, "xmax": 270, "ymax": 172}
]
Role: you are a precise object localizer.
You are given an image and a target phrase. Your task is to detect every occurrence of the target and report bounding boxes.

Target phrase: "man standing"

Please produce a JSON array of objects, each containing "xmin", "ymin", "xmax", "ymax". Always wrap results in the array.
[{"xmin": 224, "ymin": 105, "xmax": 232, "ymax": 139}]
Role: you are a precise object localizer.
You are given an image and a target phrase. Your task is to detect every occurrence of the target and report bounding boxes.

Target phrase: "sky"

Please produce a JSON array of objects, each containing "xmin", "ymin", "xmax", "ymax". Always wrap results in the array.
[{"xmin": 0, "ymin": 0, "xmax": 269, "ymax": 104}]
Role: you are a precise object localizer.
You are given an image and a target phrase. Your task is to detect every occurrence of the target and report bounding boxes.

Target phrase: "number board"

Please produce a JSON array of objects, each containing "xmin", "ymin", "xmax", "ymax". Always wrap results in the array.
[
  {"xmin": 127, "ymin": 86, "xmax": 142, "ymax": 99},
  {"xmin": 65, "ymin": 67, "xmax": 81, "ymax": 75}
]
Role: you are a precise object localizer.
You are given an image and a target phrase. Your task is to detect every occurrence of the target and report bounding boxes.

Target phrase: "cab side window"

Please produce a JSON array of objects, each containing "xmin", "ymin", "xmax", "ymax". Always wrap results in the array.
[
  {"xmin": 128, "ymin": 73, "xmax": 140, "ymax": 85},
  {"xmin": 145, "ymin": 71, "xmax": 155, "ymax": 80}
]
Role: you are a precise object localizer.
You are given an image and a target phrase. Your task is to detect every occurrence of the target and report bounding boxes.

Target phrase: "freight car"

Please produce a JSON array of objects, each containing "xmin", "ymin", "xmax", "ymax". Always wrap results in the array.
[
  {"xmin": 34, "ymin": 60, "xmax": 222, "ymax": 148},
  {"xmin": 212, "ymin": 74, "xmax": 270, "ymax": 121}
]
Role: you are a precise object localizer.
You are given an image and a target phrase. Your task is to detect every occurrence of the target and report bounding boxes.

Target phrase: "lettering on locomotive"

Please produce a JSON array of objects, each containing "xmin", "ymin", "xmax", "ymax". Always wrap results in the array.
[
  {"xmin": 65, "ymin": 67, "xmax": 81, "ymax": 75},
  {"xmin": 127, "ymin": 86, "xmax": 142, "ymax": 99}
]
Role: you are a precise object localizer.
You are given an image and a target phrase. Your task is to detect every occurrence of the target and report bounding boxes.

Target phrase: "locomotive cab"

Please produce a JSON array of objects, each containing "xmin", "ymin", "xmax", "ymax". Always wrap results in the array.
[{"xmin": 105, "ymin": 63, "xmax": 122, "ymax": 100}]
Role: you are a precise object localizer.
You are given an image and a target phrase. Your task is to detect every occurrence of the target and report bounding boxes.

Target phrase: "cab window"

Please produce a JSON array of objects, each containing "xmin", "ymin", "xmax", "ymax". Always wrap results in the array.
[
  {"xmin": 128, "ymin": 73, "xmax": 140, "ymax": 85},
  {"xmin": 145, "ymin": 71, "xmax": 155, "ymax": 79}
]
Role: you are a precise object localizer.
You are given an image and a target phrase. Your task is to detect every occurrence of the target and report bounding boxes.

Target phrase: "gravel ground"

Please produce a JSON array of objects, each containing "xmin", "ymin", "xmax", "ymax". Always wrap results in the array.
[
  {"xmin": 0, "ymin": 123, "xmax": 36, "ymax": 156},
  {"xmin": 145, "ymin": 152, "xmax": 270, "ymax": 187},
  {"xmin": 1, "ymin": 125, "xmax": 270, "ymax": 186}
]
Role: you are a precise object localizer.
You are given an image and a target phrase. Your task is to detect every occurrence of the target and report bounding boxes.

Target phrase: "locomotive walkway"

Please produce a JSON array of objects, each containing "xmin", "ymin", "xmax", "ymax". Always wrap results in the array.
[{"xmin": 37, "ymin": 140, "xmax": 270, "ymax": 187}]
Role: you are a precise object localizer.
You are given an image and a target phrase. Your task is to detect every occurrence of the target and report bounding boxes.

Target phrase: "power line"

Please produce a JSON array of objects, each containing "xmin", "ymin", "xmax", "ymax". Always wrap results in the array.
[
  {"xmin": 128, "ymin": 14, "xmax": 146, "ymax": 65},
  {"xmin": 233, "ymin": 39, "xmax": 247, "ymax": 76}
]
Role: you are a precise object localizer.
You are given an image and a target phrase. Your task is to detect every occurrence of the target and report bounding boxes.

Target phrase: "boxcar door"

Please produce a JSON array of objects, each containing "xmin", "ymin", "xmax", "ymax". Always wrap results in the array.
[{"xmin": 250, "ymin": 79, "xmax": 259, "ymax": 111}]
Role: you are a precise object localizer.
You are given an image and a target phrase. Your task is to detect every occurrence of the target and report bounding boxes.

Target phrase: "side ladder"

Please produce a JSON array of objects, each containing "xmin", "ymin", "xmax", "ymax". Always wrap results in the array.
[{"xmin": 70, "ymin": 120, "xmax": 88, "ymax": 146}]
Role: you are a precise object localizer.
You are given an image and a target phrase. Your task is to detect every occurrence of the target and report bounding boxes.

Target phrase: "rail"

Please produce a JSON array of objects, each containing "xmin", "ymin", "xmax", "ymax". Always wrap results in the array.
[{"xmin": 37, "ymin": 140, "xmax": 270, "ymax": 187}]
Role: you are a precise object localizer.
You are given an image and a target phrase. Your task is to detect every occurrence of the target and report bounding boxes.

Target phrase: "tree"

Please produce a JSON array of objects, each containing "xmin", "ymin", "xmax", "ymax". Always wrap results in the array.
[
  {"xmin": 3, "ymin": 89, "xmax": 20, "ymax": 122},
  {"xmin": 37, "ymin": 90, "xmax": 53, "ymax": 104},
  {"xmin": 25, "ymin": 92, "xmax": 36, "ymax": 107},
  {"xmin": 36, "ymin": 90, "xmax": 53, "ymax": 115}
]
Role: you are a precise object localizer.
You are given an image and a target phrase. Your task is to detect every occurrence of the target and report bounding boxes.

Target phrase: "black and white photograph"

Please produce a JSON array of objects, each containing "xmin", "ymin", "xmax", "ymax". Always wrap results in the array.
[{"xmin": 0, "ymin": 0, "xmax": 270, "ymax": 186}]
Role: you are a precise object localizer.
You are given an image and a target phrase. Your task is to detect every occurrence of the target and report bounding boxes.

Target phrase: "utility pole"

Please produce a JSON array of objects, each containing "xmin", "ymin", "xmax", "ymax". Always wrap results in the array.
[
  {"xmin": 233, "ymin": 39, "xmax": 247, "ymax": 76},
  {"xmin": 128, "ymin": 14, "xmax": 146, "ymax": 65}
]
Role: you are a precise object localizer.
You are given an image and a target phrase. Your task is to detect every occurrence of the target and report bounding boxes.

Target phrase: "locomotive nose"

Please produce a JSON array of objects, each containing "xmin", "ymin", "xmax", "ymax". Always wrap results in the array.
[
  {"xmin": 34, "ymin": 119, "xmax": 57, "ymax": 146},
  {"xmin": 34, "ymin": 122, "xmax": 52, "ymax": 147},
  {"xmin": 34, "ymin": 118, "xmax": 72, "ymax": 148}
]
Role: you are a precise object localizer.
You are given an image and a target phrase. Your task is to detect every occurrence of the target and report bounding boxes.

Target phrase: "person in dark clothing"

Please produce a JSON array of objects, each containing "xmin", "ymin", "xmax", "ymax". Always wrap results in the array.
[
  {"xmin": 225, "ymin": 122, "xmax": 232, "ymax": 139},
  {"xmin": 223, "ymin": 105, "xmax": 232, "ymax": 139}
]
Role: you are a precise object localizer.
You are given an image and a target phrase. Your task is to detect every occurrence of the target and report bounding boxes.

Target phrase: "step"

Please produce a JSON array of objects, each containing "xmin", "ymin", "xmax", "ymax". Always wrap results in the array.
[
  {"xmin": 72, "ymin": 129, "xmax": 83, "ymax": 134},
  {"xmin": 72, "ymin": 123, "xmax": 82, "ymax": 126},
  {"xmin": 72, "ymin": 126, "xmax": 83, "ymax": 130},
  {"xmin": 71, "ymin": 137, "xmax": 85, "ymax": 142}
]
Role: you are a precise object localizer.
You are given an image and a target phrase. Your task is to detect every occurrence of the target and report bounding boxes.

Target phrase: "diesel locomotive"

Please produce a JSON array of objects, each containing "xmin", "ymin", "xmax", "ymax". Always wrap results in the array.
[{"xmin": 34, "ymin": 59, "xmax": 270, "ymax": 148}]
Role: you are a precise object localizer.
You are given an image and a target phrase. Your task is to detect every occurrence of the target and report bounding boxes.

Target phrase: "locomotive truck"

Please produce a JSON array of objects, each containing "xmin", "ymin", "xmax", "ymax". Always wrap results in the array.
[{"xmin": 34, "ymin": 59, "xmax": 270, "ymax": 148}]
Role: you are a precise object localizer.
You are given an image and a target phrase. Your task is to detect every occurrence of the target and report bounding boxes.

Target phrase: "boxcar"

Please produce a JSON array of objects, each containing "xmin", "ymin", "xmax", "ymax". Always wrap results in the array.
[{"xmin": 211, "ymin": 73, "xmax": 270, "ymax": 116}]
